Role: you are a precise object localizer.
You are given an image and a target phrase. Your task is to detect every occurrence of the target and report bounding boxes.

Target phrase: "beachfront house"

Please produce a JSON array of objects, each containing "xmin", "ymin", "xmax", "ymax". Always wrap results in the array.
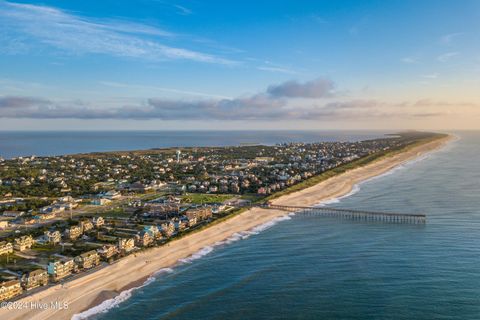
[
  {"xmin": 135, "ymin": 231, "xmax": 154, "ymax": 247},
  {"xmin": 21, "ymin": 269, "xmax": 48, "ymax": 290},
  {"xmin": 0, "ymin": 280, "xmax": 23, "ymax": 302},
  {"xmin": 14, "ymin": 235, "xmax": 34, "ymax": 251},
  {"xmin": 143, "ymin": 225, "xmax": 161, "ymax": 239},
  {"xmin": 160, "ymin": 221, "xmax": 175, "ymax": 237},
  {"xmin": 47, "ymin": 259, "xmax": 76, "ymax": 281},
  {"xmin": 0, "ymin": 241, "xmax": 13, "ymax": 256},
  {"xmin": 97, "ymin": 244, "xmax": 118, "ymax": 260},
  {"xmin": 184, "ymin": 211, "xmax": 198, "ymax": 227},
  {"xmin": 118, "ymin": 238, "xmax": 135, "ymax": 253},
  {"xmin": 185, "ymin": 207, "xmax": 213, "ymax": 221},
  {"xmin": 174, "ymin": 218, "xmax": 187, "ymax": 231},
  {"xmin": 74, "ymin": 250, "xmax": 100, "ymax": 270}
]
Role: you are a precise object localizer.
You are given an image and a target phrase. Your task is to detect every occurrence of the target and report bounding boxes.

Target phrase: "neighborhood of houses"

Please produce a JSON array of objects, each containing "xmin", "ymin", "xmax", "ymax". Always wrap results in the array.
[{"xmin": 0, "ymin": 135, "xmax": 415, "ymax": 302}]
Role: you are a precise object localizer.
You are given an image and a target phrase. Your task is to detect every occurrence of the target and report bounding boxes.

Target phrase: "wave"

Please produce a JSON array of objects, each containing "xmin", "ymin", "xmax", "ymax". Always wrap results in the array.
[
  {"xmin": 71, "ymin": 268, "xmax": 172, "ymax": 320},
  {"xmin": 316, "ymin": 184, "xmax": 361, "ymax": 207},
  {"xmin": 178, "ymin": 246, "xmax": 214, "ymax": 264},
  {"xmin": 71, "ymin": 215, "xmax": 292, "ymax": 319}
]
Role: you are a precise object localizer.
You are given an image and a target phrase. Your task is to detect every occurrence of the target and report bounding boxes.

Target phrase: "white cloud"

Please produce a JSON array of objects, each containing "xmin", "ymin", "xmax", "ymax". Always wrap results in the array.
[
  {"xmin": 99, "ymin": 81, "xmax": 232, "ymax": 99},
  {"xmin": 0, "ymin": 1, "xmax": 235, "ymax": 64},
  {"xmin": 421, "ymin": 73, "xmax": 439, "ymax": 79},
  {"xmin": 440, "ymin": 32, "xmax": 463, "ymax": 45},
  {"xmin": 257, "ymin": 66, "xmax": 298, "ymax": 75},
  {"xmin": 437, "ymin": 52, "xmax": 459, "ymax": 62},
  {"xmin": 173, "ymin": 4, "xmax": 192, "ymax": 16},
  {"xmin": 401, "ymin": 57, "xmax": 418, "ymax": 64}
]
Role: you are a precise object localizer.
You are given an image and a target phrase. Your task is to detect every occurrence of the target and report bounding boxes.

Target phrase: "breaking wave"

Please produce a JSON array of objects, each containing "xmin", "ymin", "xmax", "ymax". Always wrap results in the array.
[
  {"xmin": 71, "ymin": 215, "xmax": 292, "ymax": 319},
  {"xmin": 71, "ymin": 268, "xmax": 173, "ymax": 320}
]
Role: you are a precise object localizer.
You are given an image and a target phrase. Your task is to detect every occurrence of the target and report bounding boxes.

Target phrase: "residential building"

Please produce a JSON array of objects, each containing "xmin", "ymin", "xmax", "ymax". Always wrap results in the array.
[
  {"xmin": 14, "ymin": 235, "xmax": 34, "ymax": 251},
  {"xmin": 103, "ymin": 190, "xmax": 121, "ymax": 200},
  {"xmin": 2, "ymin": 210, "xmax": 25, "ymax": 218},
  {"xmin": 136, "ymin": 231, "xmax": 153, "ymax": 247},
  {"xmin": 75, "ymin": 250, "xmax": 100, "ymax": 269},
  {"xmin": 118, "ymin": 238, "xmax": 135, "ymax": 253},
  {"xmin": 44, "ymin": 230, "xmax": 61, "ymax": 245},
  {"xmin": 21, "ymin": 269, "xmax": 48, "ymax": 290},
  {"xmin": 97, "ymin": 244, "xmax": 118, "ymax": 259},
  {"xmin": 160, "ymin": 221, "xmax": 175, "ymax": 237},
  {"xmin": 65, "ymin": 225, "xmax": 82, "ymax": 241},
  {"xmin": 0, "ymin": 280, "xmax": 23, "ymax": 302},
  {"xmin": 184, "ymin": 211, "xmax": 198, "ymax": 227},
  {"xmin": 174, "ymin": 218, "xmax": 187, "ymax": 231},
  {"xmin": 47, "ymin": 259, "xmax": 76, "ymax": 281},
  {"xmin": 185, "ymin": 207, "xmax": 213, "ymax": 221},
  {"xmin": 0, "ymin": 241, "xmax": 13, "ymax": 256},
  {"xmin": 143, "ymin": 225, "xmax": 160, "ymax": 238},
  {"xmin": 79, "ymin": 219, "xmax": 94, "ymax": 232},
  {"xmin": 0, "ymin": 220, "xmax": 8, "ymax": 229},
  {"xmin": 91, "ymin": 198, "xmax": 111, "ymax": 206},
  {"xmin": 92, "ymin": 216, "xmax": 104, "ymax": 228}
]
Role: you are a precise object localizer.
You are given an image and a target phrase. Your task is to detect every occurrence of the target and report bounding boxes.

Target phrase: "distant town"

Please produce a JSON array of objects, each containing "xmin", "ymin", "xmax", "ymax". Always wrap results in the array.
[{"xmin": 0, "ymin": 132, "xmax": 435, "ymax": 302}]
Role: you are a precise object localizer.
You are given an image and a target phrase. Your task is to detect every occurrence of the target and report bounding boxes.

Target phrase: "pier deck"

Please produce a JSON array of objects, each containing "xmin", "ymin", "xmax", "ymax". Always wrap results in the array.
[{"xmin": 254, "ymin": 204, "xmax": 426, "ymax": 224}]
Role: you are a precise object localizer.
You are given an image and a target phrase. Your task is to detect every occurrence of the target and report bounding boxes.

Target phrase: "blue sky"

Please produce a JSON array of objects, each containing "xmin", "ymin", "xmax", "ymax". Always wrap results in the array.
[{"xmin": 0, "ymin": 0, "xmax": 479, "ymax": 130}]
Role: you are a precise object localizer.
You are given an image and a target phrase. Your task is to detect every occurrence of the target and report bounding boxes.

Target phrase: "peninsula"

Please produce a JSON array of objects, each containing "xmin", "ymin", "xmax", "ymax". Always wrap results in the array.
[{"xmin": 0, "ymin": 132, "xmax": 452, "ymax": 320}]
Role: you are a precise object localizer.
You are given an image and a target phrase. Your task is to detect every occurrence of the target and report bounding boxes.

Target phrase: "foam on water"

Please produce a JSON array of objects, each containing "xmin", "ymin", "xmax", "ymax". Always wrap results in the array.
[
  {"xmin": 71, "ymin": 269, "xmax": 171, "ymax": 320},
  {"xmin": 71, "ymin": 214, "xmax": 292, "ymax": 319},
  {"xmin": 178, "ymin": 246, "xmax": 215, "ymax": 264}
]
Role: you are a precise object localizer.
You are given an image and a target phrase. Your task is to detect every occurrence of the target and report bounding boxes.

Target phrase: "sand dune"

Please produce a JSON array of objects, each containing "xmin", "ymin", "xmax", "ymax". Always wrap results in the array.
[{"xmin": 0, "ymin": 135, "xmax": 452, "ymax": 320}]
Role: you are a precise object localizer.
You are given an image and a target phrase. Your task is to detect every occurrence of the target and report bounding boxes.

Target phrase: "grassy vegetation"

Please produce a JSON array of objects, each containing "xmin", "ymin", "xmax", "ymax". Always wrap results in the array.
[
  {"xmin": 92, "ymin": 208, "xmax": 133, "ymax": 218},
  {"xmin": 181, "ymin": 193, "xmax": 234, "ymax": 204},
  {"xmin": 240, "ymin": 193, "xmax": 263, "ymax": 201},
  {"xmin": 0, "ymin": 253, "xmax": 37, "ymax": 273}
]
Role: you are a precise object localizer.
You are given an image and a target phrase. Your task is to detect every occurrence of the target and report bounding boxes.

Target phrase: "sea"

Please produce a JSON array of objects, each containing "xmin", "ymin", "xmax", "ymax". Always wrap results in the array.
[
  {"xmin": 2, "ymin": 130, "xmax": 479, "ymax": 320},
  {"xmin": 0, "ymin": 130, "xmax": 386, "ymax": 159}
]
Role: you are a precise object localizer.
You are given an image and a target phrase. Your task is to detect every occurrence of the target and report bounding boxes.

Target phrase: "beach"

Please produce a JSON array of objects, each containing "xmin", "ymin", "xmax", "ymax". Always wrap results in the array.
[{"xmin": 0, "ymin": 134, "xmax": 453, "ymax": 320}]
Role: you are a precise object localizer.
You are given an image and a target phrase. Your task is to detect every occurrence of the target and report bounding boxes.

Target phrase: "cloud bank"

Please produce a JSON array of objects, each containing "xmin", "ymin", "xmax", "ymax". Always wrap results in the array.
[
  {"xmin": 0, "ymin": 77, "xmax": 461, "ymax": 121},
  {"xmin": 267, "ymin": 78, "xmax": 335, "ymax": 98}
]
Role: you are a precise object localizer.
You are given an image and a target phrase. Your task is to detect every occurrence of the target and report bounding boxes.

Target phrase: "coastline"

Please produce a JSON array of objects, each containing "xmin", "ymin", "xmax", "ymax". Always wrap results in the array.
[{"xmin": 0, "ymin": 134, "xmax": 453, "ymax": 320}]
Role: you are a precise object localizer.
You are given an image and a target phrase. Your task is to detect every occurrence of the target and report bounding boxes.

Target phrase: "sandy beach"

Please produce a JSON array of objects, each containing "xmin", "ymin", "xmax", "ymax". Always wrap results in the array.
[{"xmin": 0, "ymin": 135, "xmax": 452, "ymax": 320}]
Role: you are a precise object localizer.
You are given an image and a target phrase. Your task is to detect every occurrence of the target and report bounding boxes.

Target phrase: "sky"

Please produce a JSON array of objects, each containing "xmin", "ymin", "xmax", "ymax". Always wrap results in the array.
[{"xmin": 0, "ymin": 0, "xmax": 479, "ymax": 130}]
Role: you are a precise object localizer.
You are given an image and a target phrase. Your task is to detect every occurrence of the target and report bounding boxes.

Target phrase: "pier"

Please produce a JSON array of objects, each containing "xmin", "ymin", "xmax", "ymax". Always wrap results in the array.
[{"xmin": 254, "ymin": 204, "xmax": 426, "ymax": 224}]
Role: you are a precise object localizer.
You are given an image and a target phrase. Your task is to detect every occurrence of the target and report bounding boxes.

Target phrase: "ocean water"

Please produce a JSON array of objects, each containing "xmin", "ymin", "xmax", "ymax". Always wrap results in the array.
[
  {"xmin": 72, "ymin": 131, "xmax": 480, "ymax": 320},
  {"xmin": 0, "ymin": 130, "xmax": 385, "ymax": 159}
]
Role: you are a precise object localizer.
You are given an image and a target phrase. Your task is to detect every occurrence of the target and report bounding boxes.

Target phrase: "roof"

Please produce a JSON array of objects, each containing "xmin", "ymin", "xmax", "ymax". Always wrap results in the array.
[
  {"xmin": 80, "ymin": 250, "xmax": 98, "ymax": 258},
  {"xmin": 0, "ymin": 280, "xmax": 20, "ymax": 287},
  {"xmin": 28, "ymin": 269, "xmax": 47, "ymax": 276}
]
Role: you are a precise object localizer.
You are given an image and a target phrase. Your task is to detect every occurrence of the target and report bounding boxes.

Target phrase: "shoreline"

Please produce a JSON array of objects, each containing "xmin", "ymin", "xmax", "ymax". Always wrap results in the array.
[{"xmin": 0, "ymin": 134, "xmax": 453, "ymax": 320}]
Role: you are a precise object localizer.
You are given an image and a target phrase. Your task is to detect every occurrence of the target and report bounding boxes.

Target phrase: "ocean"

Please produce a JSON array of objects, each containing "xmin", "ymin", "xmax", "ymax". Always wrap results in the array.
[
  {"xmin": 4, "ymin": 130, "xmax": 479, "ymax": 320},
  {"xmin": 68, "ymin": 131, "xmax": 480, "ymax": 320},
  {"xmin": 0, "ymin": 130, "xmax": 386, "ymax": 159}
]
